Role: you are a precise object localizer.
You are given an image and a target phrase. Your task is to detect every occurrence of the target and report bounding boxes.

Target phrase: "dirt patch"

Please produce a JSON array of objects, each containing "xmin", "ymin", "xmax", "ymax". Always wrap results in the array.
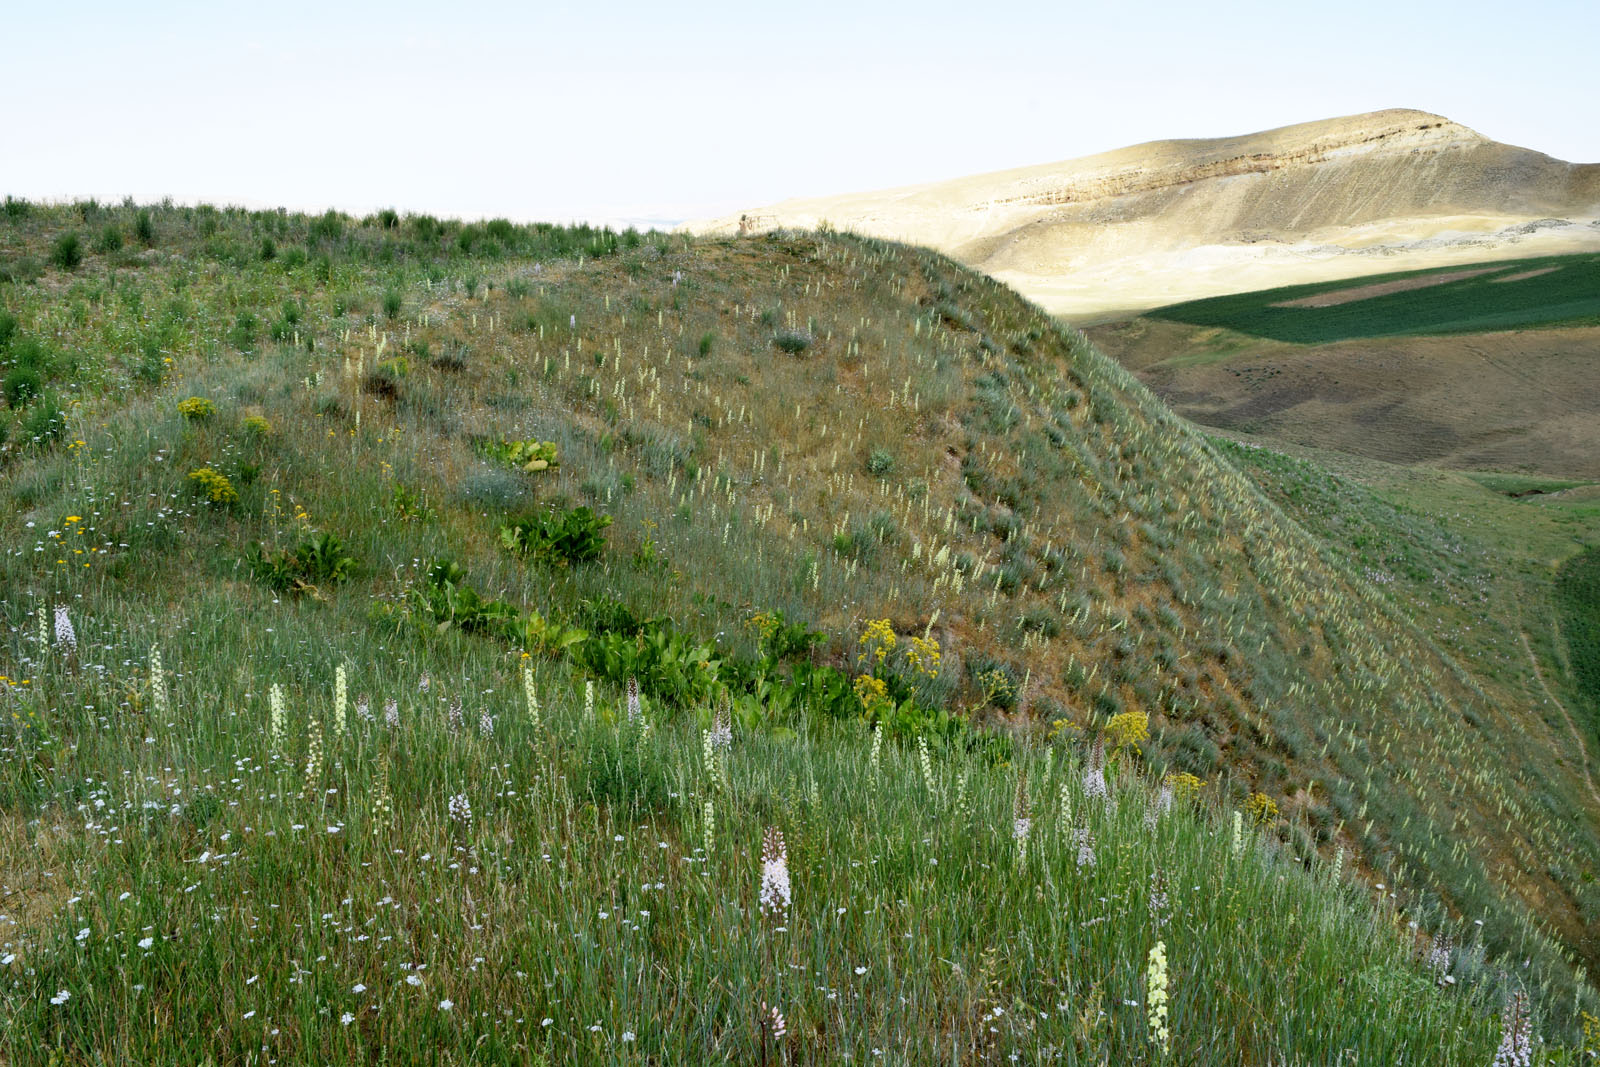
[
  {"xmin": 1270, "ymin": 268, "xmax": 1500, "ymax": 308},
  {"xmin": 1491, "ymin": 266, "xmax": 1562, "ymax": 284}
]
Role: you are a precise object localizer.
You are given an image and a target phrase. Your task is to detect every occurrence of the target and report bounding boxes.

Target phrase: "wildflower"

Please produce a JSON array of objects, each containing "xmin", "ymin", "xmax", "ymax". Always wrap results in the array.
[
  {"xmin": 186, "ymin": 466, "xmax": 238, "ymax": 505},
  {"xmin": 1012, "ymin": 772, "xmax": 1032, "ymax": 863},
  {"xmin": 1245, "ymin": 791, "xmax": 1278, "ymax": 826},
  {"xmin": 137, "ymin": 937, "xmax": 154, "ymax": 950},
  {"xmin": 405, "ymin": 973, "xmax": 423, "ymax": 987},
  {"xmin": 854, "ymin": 674, "xmax": 889, "ymax": 712},
  {"xmin": 418, "ymin": 673, "xmax": 430, "ymax": 693},
  {"xmin": 304, "ymin": 715, "xmax": 324, "ymax": 793},
  {"xmin": 1105, "ymin": 711, "xmax": 1149, "ymax": 757},
  {"xmin": 708, "ymin": 705, "xmax": 732, "ymax": 750},
  {"xmin": 341, "ymin": 1012, "xmax": 355, "ymax": 1026},
  {"xmin": 1082, "ymin": 741, "xmax": 1107, "ymax": 802},
  {"xmin": 384, "ymin": 698, "xmax": 399, "ymax": 729},
  {"xmin": 759, "ymin": 827, "xmax": 790, "ymax": 920},
  {"xmin": 1426, "ymin": 934, "xmax": 1452, "ymax": 983},
  {"xmin": 356, "ymin": 694, "xmax": 373, "ymax": 723},
  {"xmin": 626, "ymin": 677, "xmax": 641, "ymax": 724},
  {"xmin": 955, "ymin": 768, "xmax": 971, "ymax": 818},
  {"xmin": 1492, "ymin": 991, "xmax": 1531, "ymax": 1067},
  {"xmin": 149, "ymin": 645, "xmax": 168, "ymax": 718},
  {"xmin": 334, "ymin": 664, "xmax": 348, "ymax": 739},
  {"xmin": 918, "ymin": 735, "xmax": 937, "ymax": 796},
  {"xmin": 1149, "ymin": 869, "xmax": 1171, "ymax": 930},
  {"xmin": 1074, "ymin": 826, "xmax": 1097, "ymax": 869},
  {"xmin": 176, "ymin": 396, "xmax": 215, "ymax": 420},
  {"xmin": 447, "ymin": 698, "xmax": 464, "ymax": 733},
  {"xmin": 50, "ymin": 989, "xmax": 71, "ymax": 1005},
  {"xmin": 621, "ymin": 1031, "xmax": 636, "ymax": 1042},
  {"xmin": 1145, "ymin": 783, "xmax": 1173, "ymax": 829},
  {"xmin": 523, "ymin": 666, "xmax": 541, "ymax": 731},
  {"xmin": 703, "ymin": 799, "xmax": 715, "ymax": 861},
  {"xmin": 906, "ymin": 634, "xmax": 941, "ymax": 678},
  {"xmin": 869, "ymin": 722, "xmax": 884, "ymax": 773},
  {"xmin": 1164, "ymin": 771, "xmax": 1204, "ymax": 804},
  {"xmin": 53, "ymin": 605, "xmax": 77, "ymax": 657},
  {"xmin": 372, "ymin": 755, "xmax": 394, "ymax": 835},
  {"xmin": 269, "ymin": 684, "xmax": 287, "ymax": 752},
  {"xmin": 1231, "ymin": 810, "xmax": 1243, "ymax": 855},
  {"xmin": 448, "ymin": 792, "xmax": 472, "ymax": 827},
  {"xmin": 1146, "ymin": 941, "xmax": 1169, "ymax": 1055},
  {"xmin": 857, "ymin": 618, "xmax": 895, "ymax": 667},
  {"xmin": 584, "ymin": 680, "xmax": 595, "ymax": 718},
  {"xmin": 761, "ymin": 1002, "xmax": 788, "ymax": 1041},
  {"xmin": 1332, "ymin": 847, "xmax": 1345, "ymax": 884},
  {"xmin": 478, "ymin": 710, "xmax": 495, "ymax": 738}
]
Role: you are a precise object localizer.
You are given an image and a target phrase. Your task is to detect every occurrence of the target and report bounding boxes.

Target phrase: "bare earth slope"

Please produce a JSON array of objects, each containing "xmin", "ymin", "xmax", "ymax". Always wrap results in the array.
[{"xmin": 684, "ymin": 110, "xmax": 1600, "ymax": 320}]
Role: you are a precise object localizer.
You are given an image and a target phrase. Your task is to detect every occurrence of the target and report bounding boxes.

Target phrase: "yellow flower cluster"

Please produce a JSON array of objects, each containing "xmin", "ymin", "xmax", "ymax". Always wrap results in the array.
[
  {"xmin": 177, "ymin": 396, "xmax": 215, "ymax": 420},
  {"xmin": 906, "ymin": 634, "xmax": 941, "ymax": 679},
  {"xmin": 1245, "ymin": 791, "xmax": 1279, "ymax": 825},
  {"xmin": 853, "ymin": 674, "xmax": 889, "ymax": 712},
  {"xmin": 748, "ymin": 611, "xmax": 781, "ymax": 643},
  {"xmin": 187, "ymin": 466, "xmax": 238, "ymax": 505},
  {"xmin": 1104, "ymin": 710, "xmax": 1149, "ymax": 753},
  {"xmin": 242, "ymin": 414, "xmax": 272, "ymax": 437},
  {"xmin": 857, "ymin": 618, "xmax": 895, "ymax": 667},
  {"xmin": 1164, "ymin": 771, "xmax": 1205, "ymax": 803}
]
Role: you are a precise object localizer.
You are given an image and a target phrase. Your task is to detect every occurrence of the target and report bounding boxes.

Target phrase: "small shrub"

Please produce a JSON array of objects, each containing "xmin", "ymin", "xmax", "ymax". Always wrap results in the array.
[
  {"xmin": 50, "ymin": 232, "xmax": 83, "ymax": 271},
  {"xmin": 772, "ymin": 329, "xmax": 813, "ymax": 355},
  {"xmin": 227, "ymin": 311, "xmax": 258, "ymax": 350},
  {"xmin": 134, "ymin": 210, "xmax": 155, "ymax": 245},
  {"xmin": 177, "ymin": 396, "xmax": 215, "ymax": 421},
  {"xmin": 697, "ymin": 331, "xmax": 715, "ymax": 357},
  {"xmin": 3, "ymin": 366, "xmax": 42, "ymax": 409},
  {"xmin": 94, "ymin": 225, "xmax": 124, "ymax": 254},
  {"xmin": 2, "ymin": 196, "xmax": 29, "ymax": 220},
  {"xmin": 186, "ymin": 467, "xmax": 238, "ymax": 506},
  {"xmin": 865, "ymin": 448, "xmax": 895, "ymax": 476},
  {"xmin": 382, "ymin": 288, "xmax": 402, "ymax": 320},
  {"xmin": 376, "ymin": 208, "xmax": 400, "ymax": 230}
]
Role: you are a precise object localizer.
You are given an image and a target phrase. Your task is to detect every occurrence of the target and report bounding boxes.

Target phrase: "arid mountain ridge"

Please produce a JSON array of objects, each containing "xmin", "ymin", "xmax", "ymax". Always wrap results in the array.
[{"xmin": 685, "ymin": 109, "xmax": 1600, "ymax": 319}]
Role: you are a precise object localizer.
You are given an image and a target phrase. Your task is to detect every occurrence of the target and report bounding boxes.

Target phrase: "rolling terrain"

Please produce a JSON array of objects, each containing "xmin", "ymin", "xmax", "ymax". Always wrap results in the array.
[
  {"xmin": 1090, "ymin": 254, "xmax": 1600, "ymax": 479},
  {"xmin": 0, "ymin": 200, "xmax": 1597, "ymax": 1059},
  {"xmin": 683, "ymin": 109, "xmax": 1600, "ymax": 320}
]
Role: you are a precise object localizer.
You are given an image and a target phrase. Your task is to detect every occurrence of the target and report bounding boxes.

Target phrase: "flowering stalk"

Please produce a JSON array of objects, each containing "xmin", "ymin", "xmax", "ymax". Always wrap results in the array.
[
  {"xmin": 523, "ymin": 666, "xmax": 541, "ymax": 732},
  {"xmin": 333, "ymin": 664, "xmax": 348, "ymax": 740},
  {"xmin": 703, "ymin": 799, "xmax": 715, "ymax": 866},
  {"xmin": 759, "ymin": 826, "xmax": 791, "ymax": 923},
  {"xmin": 1147, "ymin": 940, "xmax": 1170, "ymax": 1056},
  {"xmin": 149, "ymin": 646, "xmax": 168, "ymax": 719},
  {"xmin": 269, "ymin": 683, "xmax": 286, "ymax": 753},
  {"xmin": 1491, "ymin": 991, "xmax": 1531, "ymax": 1067},
  {"xmin": 53, "ymin": 606, "xmax": 77, "ymax": 660},
  {"xmin": 868, "ymin": 723, "xmax": 883, "ymax": 773}
]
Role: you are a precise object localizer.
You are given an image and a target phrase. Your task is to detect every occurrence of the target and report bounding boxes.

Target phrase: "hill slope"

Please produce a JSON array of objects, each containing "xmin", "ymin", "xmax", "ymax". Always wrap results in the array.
[
  {"xmin": 1089, "ymin": 254, "xmax": 1600, "ymax": 479},
  {"xmin": 683, "ymin": 109, "xmax": 1600, "ymax": 319},
  {"xmin": 0, "ymin": 201, "xmax": 1596, "ymax": 1056}
]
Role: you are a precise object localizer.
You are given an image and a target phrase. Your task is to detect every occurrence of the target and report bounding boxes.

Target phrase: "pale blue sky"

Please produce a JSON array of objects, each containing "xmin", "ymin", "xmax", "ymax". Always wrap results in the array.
[{"xmin": 5, "ymin": 0, "xmax": 1597, "ymax": 227}]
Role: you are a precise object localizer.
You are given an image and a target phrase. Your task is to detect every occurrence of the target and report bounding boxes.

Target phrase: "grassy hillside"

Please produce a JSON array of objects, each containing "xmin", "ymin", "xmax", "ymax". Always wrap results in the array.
[
  {"xmin": 1, "ymin": 199, "xmax": 1597, "ymax": 1060},
  {"xmin": 1144, "ymin": 253, "xmax": 1600, "ymax": 343}
]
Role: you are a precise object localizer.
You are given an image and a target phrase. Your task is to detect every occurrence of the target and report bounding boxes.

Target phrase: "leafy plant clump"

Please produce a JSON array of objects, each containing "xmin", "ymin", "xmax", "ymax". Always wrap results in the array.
[
  {"xmin": 478, "ymin": 437, "xmax": 559, "ymax": 473},
  {"xmin": 245, "ymin": 532, "xmax": 356, "ymax": 595},
  {"xmin": 501, "ymin": 506, "xmax": 612, "ymax": 565},
  {"xmin": 177, "ymin": 396, "xmax": 215, "ymax": 421},
  {"xmin": 772, "ymin": 329, "xmax": 814, "ymax": 354}
]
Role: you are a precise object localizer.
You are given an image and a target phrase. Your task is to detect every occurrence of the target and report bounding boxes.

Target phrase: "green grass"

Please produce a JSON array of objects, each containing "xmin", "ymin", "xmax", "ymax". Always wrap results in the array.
[
  {"xmin": 1, "ymin": 200, "xmax": 1597, "ymax": 1058},
  {"xmin": 1558, "ymin": 546, "xmax": 1600, "ymax": 741},
  {"xmin": 1147, "ymin": 253, "xmax": 1600, "ymax": 343}
]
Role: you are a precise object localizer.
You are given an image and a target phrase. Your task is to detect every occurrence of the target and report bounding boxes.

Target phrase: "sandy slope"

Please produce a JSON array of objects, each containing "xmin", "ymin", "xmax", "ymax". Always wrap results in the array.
[{"xmin": 682, "ymin": 110, "xmax": 1600, "ymax": 320}]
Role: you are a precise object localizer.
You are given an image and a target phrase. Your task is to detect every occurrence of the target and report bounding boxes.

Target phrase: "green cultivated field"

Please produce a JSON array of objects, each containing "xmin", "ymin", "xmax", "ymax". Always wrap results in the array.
[
  {"xmin": 1147, "ymin": 252, "xmax": 1600, "ymax": 343},
  {"xmin": 1, "ymin": 199, "xmax": 1598, "ymax": 1062}
]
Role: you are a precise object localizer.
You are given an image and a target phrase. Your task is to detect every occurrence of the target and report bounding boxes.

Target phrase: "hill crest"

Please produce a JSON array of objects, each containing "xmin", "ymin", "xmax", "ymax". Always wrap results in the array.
[{"xmin": 684, "ymin": 109, "xmax": 1600, "ymax": 319}]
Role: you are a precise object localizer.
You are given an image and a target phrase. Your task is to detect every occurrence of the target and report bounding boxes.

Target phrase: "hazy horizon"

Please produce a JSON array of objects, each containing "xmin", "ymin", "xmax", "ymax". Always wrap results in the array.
[{"xmin": 6, "ymin": 0, "xmax": 1598, "ymax": 228}]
